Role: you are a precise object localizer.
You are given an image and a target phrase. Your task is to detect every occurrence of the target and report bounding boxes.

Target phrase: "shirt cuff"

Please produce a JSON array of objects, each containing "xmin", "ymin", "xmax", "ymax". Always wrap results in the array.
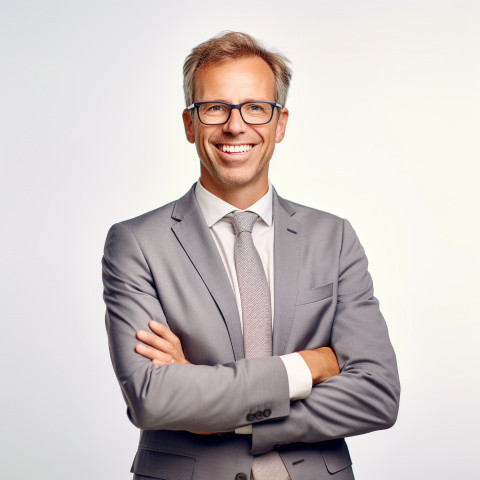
[
  {"xmin": 235, "ymin": 353, "xmax": 310, "ymax": 435},
  {"xmin": 280, "ymin": 352, "xmax": 312, "ymax": 401},
  {"xmin": 235, "ymin": 425, "xmax": 253, "ymax": 434}
]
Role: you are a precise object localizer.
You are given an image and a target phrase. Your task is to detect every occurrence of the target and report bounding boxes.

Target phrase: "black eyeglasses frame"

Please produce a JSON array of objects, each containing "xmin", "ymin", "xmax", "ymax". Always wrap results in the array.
[{"xmin": 186, "ymin": 100, "xmax": 283, "ymax": 125}]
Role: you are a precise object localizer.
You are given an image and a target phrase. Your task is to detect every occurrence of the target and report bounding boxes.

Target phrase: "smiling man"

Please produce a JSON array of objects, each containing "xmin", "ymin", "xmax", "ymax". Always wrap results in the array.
[
  {"xmin": 102, "ymin": 32, "xmax": 400, "ymax": 480},
  {"xmin": 182, "ymin": 55, "xmax": 288, "ymax": 209}
]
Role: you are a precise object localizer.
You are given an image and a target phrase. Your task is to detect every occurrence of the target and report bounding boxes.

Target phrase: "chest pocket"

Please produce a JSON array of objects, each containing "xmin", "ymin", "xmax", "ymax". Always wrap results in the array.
[{"xmin": 296, "ymin": 282, "xmax": 333, "ymax": 306}]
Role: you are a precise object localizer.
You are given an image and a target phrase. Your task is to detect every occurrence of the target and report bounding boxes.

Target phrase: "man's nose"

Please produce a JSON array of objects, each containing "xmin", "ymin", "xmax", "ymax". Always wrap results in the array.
[{"xmin": 222, "ymin": 107, "xmax": 247, "ymax": 135}]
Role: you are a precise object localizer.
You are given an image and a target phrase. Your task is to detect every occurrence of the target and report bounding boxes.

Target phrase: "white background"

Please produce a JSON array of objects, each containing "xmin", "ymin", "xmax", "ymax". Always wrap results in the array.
[{"xmin": 1, "ymin": 1, "xmax": 479, "ymax": 478}]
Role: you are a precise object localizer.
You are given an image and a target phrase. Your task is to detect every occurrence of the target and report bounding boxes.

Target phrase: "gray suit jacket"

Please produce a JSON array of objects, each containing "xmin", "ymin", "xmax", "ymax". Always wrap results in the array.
[{"xmin": 102, "ymin": 185, "xmax": 400, "ymax": 480}]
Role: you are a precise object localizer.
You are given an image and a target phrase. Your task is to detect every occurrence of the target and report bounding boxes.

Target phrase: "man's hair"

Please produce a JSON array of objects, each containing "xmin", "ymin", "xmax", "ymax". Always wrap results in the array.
[{"xmin": 183, "ymin": 31, "xmax": 292, "ymax": 108}]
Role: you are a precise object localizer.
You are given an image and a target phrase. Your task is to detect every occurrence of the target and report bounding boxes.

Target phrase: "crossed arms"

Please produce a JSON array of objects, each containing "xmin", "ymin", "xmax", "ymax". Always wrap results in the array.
[
  {"xmin": 102, "ymin": 217, "xmax": 400, "ymax": 454},
  {"xmin": 136, "ymin": 320, "xmax": 340, "ymax": 385},
  {"xmin": 135, "ymin": 321, "xmax": 340, "ymax": 434}
]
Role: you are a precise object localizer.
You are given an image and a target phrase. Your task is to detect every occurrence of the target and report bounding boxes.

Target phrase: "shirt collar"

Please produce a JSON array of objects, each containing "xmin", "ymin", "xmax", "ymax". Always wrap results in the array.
[{"xmin": 195, "ymin": 180, "xmax": 273, "ymax": 228}]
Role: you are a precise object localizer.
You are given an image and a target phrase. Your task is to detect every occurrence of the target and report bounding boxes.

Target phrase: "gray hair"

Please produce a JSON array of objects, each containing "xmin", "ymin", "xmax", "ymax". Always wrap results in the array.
[{"xmin": 183, "ymin": 31, "xmax": 292, "ymax": 107}]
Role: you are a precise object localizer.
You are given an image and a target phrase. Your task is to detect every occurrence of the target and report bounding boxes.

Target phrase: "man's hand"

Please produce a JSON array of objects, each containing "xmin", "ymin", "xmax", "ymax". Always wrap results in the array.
[
  {"xmin": 135, "ymin": 321, "xmax": 190, "ymax": 366},
  {"xmin": 136, "ymin": 324, "xmax": 218, "ymax": 434},
  {"xmin": 298, "ymin": 347, "xmax": 340, "ymax": 386}
]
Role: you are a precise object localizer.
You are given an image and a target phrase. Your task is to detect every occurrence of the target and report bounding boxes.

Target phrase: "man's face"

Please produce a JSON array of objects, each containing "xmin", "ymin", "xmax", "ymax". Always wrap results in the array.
[{"xmin": 183, "ymin": 56, "xmax": 288, "ymax": 198}]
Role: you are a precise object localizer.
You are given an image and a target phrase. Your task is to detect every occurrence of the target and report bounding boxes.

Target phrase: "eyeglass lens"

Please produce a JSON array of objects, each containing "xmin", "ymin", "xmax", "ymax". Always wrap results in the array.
[{"xmin": 198, "ymin": 102, "xmax": 274, "ymax": 125}]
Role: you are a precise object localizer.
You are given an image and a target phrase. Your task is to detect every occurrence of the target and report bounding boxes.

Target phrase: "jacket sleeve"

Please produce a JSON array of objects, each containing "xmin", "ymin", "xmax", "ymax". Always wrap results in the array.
[
  {"xmin": 251, "ymin": 219, "xmax": 400, "ymax": 454},
  {"xmin": 102, "ymin": 222, "xmax": 290, "ymax": 432}
]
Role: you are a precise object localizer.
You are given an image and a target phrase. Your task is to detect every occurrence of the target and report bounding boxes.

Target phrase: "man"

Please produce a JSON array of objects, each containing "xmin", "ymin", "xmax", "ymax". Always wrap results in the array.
[{"xmin": 102, "ymin": 32, "xmax": 400, "ymax": 480}]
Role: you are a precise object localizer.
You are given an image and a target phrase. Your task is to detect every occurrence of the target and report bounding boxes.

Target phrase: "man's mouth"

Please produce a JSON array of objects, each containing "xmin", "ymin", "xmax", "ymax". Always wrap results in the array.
[{"xmin": 216, "ymin": 144, "xmax": 253, "ymax": 153}]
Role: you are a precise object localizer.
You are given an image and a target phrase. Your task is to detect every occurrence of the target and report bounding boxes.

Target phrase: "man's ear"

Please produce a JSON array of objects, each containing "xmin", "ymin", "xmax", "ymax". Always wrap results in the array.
[
  {"xmin": 182, "ymin": 109, "xmax": 196, "ymax": 144},
  {"xmin": 275, "ymin": 107, "xmax": 289, "ymax": 143}
]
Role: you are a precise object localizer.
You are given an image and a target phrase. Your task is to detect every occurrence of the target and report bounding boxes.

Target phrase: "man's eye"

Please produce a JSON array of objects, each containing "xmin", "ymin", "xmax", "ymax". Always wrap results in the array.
[
  {"xmin": 203, "ymin": 104, "xmax": 228, "ymax": 114},
  {"xmin": 245, "ymin": 103, "xmax": 267, "ymax": 114}
]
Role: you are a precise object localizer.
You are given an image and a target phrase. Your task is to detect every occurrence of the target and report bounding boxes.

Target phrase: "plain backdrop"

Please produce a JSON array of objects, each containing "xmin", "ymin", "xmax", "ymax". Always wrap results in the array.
[{"xmin": 1, "ymin": 1, "xmax": 479, "ymax": 478}]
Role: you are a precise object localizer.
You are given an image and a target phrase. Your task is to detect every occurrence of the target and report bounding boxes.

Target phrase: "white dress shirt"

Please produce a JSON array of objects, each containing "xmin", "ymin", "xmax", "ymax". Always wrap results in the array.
[{"xmin": 195, "ymin": 181, "xmax": 312, "ymax": 417}]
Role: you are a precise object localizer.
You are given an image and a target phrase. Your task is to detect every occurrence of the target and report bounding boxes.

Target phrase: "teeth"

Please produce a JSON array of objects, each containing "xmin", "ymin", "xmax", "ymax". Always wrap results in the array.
[{"xmin": 220, "ymin": 145, "xmax": 252, "ymax": 153}]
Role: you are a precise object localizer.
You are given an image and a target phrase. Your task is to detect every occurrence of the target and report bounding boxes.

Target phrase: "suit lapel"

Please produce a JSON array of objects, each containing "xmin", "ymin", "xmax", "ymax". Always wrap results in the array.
[
  {"xmin": 272, "ymin": 192, "xmax": 302, "ymax": 356},
  {"xmin": 171, "ymin": 186, "xmax": 244, "ymax": 360}
]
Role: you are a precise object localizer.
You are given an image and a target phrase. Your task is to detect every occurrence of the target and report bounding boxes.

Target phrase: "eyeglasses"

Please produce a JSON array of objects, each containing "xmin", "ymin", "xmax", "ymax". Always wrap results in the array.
[{"xmin": 187, "ymin": 101, "xmax": 283, "ymax": 125}]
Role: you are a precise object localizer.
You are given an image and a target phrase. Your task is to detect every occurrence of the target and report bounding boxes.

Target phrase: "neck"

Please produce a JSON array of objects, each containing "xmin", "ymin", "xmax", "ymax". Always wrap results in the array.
[{"xmin": 199, "ymin": 177, "xmax": 269, "ymax": 210}]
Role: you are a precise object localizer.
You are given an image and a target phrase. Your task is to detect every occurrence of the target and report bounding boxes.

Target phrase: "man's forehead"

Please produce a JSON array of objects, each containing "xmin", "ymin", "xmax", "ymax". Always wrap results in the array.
[{"xmin": 193, "ymin": 56, "xmax": 276, "ymax": 100}]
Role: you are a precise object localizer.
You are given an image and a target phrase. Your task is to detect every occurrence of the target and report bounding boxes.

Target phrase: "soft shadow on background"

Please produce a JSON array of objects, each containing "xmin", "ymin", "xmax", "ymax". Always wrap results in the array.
[{"xmin": 1, "ymin": 1, "xmax": 478, "ymax": 478}]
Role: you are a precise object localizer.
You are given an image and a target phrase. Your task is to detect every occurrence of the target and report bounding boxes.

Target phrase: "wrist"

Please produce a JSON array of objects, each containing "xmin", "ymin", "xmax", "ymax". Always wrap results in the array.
[
  {"xmin": 298, "ymin": 350, "xmax": 320, "ymax": 385},
  {"xmin": 298, "ymin": 347, "xmax": 340, "ymax": 386}
]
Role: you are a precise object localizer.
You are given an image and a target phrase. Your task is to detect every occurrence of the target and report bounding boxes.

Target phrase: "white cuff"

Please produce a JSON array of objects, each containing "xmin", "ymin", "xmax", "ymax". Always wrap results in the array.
[
  {"xmin": 280, "ymin": 352, "xmax": 312, "ymax": 401},
  {"xmin": 235, "ymin": 353, "xmax": 311, "ymax": 434},
  {"xmin": 235, "ymin": 424, "xmax": 253, "ymax": 434}
]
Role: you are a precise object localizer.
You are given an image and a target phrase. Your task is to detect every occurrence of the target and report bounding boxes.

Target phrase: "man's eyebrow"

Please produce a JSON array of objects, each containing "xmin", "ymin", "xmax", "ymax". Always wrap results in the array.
[{"xmin": 193, "ymin": 98, "xmax": 226, "ymax": 103}]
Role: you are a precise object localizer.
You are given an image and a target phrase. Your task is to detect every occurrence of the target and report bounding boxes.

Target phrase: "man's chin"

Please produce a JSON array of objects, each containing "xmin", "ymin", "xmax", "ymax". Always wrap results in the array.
[
  {"xmin": 217, "ymin": 161, "xmax": 270, "ymax": 186},
  {"xmin": 215, "ymin": 171, "xmax": 263, "ymax": 188},
  {"xmin": 201, "ymin": 159, "xmax": 269, "ymax": 193}
]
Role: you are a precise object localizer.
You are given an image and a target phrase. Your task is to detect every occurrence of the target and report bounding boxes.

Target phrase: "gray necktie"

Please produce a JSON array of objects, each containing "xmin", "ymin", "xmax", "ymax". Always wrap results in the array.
[{"xmin": 229, "ymin": 211, "xmax": 291, "ymax": 480}]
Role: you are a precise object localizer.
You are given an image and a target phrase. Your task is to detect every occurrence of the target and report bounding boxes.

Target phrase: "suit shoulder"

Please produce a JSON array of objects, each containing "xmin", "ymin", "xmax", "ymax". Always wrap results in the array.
[
  {"xmin": 109, "ymin": 185, "xmax": 197, "ymax": 235},
  {"xmin": 118, "ymin": 200, "xmax": 176, "ymax": 231},
  {"xmin": 105, "ymin": 190, "xmax": 185, "ymax": 245},
  {"xmin": 279, "ymin": 196, "xmax": 345, "ymax": 227},
  {"xmin": 278, "ymin": 197, "xmax": 363, "ymax": 259}
]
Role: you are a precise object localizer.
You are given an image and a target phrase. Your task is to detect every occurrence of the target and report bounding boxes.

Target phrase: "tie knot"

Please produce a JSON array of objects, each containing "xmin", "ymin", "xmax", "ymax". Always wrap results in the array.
[{"xmin": 227, "ymin": 210, "xmax": 259, "ymax": 235}]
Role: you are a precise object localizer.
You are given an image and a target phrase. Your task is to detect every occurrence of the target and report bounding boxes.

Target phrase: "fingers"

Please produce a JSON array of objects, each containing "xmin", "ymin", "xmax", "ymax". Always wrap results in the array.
[
  {"xmin": 148, "ymin": 320, "xmax": 181, "ymax": 347},
  {"xmin": 134, "ymin": 342, "xmax": 174, "ymax": 365},
  {"xmin": 135, "ymin": 320, "xmax": 189, "ymax": 366},
  {"xmin": 136, "ymin": 328, "xmax": 175, "ymax": 356},
  {"xmin": 148, "ymin": 321, "xmax": 188, "ymax": 364}
]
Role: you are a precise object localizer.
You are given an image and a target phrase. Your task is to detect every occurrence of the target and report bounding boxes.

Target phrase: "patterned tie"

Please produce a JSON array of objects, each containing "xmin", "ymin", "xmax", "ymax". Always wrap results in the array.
[{"xmin": 228, "ymin": 211, "xmax": 291, "ymax": 480}]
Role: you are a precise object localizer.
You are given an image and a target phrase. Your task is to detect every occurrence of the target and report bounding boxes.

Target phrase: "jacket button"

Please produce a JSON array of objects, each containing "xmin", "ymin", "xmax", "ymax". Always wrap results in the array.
[
  {"xmin": 246, "ymin": 413, "xmax": 256, "ymax": 422},
  {"xmin": 235, "ymin": 474, "xmax": 247, "ymax": 480},
  {"xmin": 255, "ymin": 411, "xmax": 264, "ymax": 419},
  {"xmin": 263, "ymin": 409, "xmax": 272, "ymax": 418}
]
